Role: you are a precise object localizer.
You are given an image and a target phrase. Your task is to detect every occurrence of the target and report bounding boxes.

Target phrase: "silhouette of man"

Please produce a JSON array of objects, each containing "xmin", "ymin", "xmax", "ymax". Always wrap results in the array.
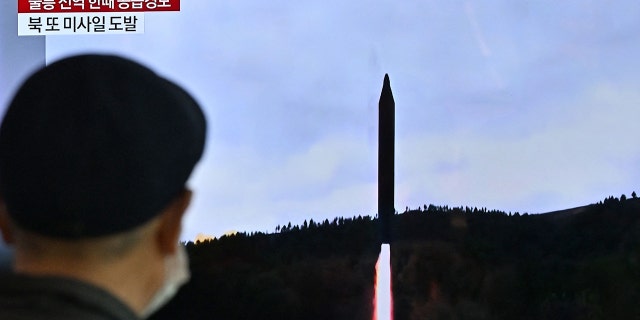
[{"xmin": 0, "ymin": 54, "xmax": 206, "ymax": 319}]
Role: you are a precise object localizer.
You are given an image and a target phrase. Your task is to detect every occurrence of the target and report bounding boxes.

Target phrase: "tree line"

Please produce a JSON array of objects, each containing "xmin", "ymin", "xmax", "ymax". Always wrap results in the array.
[{"xmin": 152, "ymin": 193, "xmax": 640, "ymax": 320}]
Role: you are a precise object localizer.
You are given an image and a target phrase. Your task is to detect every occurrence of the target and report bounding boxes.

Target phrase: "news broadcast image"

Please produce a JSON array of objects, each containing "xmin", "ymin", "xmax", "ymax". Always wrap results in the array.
[{"xmin": 2, "ymin": 0, "xmax": 640, "ymax": 243}]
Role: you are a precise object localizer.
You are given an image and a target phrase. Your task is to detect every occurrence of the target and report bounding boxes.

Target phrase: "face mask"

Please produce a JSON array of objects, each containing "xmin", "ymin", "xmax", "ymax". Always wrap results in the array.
[
  {"xmin": 0, "ymin": 244, "xmax": 14, "ymax": 271},
  {"xmin": 141, "ymin": 244, "xmax": 190, "ymax": 318}
]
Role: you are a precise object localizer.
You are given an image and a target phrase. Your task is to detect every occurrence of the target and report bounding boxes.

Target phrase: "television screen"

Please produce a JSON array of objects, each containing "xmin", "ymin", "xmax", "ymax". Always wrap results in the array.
[{"xmin": 2, "ymin": 0, "xmax": 640, "ymax": 243}]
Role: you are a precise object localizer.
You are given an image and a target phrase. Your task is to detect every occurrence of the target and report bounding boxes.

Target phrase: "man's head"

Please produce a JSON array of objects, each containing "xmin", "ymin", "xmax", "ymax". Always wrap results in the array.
[
  {"xmin": 0, "ymin": 54, "xmax": 206, "ymax": 316},
  {"xmin": 0, "ymin": 54, "xmax": 205, "ymax": 239}
]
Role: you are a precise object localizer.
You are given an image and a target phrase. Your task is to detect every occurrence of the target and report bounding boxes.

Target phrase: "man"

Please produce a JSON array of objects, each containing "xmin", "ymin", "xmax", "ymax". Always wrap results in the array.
[{"xmin": 0, "ymin": 54, "xmax": 206, "ymax": 319}]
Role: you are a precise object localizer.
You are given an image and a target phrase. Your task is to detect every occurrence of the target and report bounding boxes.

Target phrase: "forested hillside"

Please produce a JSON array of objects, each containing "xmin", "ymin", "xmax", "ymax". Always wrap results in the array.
[{"xmin": 151, "ymin": 194, "xmax": 640, "ymax": 320}]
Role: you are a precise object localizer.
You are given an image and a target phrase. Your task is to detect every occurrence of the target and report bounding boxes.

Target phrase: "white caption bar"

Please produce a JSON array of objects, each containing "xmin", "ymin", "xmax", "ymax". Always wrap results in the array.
[{"xmin": 18, "ymin": 12, "xmax": 145, "ymax": 36}]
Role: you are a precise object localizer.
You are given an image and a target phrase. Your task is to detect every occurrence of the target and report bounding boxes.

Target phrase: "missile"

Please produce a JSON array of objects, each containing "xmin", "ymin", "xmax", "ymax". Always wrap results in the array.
[{"xmin": 378, "ymin": 74, "xmax": 394, "ymax": 244}]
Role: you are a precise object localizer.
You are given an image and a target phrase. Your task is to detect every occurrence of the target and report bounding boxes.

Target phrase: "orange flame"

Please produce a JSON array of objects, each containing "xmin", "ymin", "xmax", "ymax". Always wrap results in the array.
[{"xmin": 373, "ymin": 244, "xmax": 393, "ymax": 320}]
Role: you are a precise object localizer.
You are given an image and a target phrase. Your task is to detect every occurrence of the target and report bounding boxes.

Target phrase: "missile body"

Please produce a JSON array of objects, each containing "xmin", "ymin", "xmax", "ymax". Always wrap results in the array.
[{"xmin": 378, "ymin": 74, "xmax": 394, "ymax": 244}]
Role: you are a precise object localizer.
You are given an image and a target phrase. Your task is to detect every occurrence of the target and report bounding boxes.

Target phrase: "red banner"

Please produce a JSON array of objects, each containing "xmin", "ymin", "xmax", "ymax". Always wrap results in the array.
[{"xmin": 18, "ymin": 0, "xmax": 180, "ymax": 13}]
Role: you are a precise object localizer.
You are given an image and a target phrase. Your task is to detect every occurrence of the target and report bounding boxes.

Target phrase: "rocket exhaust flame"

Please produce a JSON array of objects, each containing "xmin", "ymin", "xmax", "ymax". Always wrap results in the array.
[
  {"xmin": 374, "ymin": 244, "xmax": 393, "ymax": 320},
  {"xmin": 375, "ymin": 74, "xmax": 394, "ymax": 320}
]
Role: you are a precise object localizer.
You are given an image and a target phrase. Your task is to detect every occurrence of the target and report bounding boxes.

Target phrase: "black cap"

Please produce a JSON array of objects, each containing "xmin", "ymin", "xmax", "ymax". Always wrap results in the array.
[{"xmin": 0, "ymin": 54, "xmax": 206, "ymax": 239}]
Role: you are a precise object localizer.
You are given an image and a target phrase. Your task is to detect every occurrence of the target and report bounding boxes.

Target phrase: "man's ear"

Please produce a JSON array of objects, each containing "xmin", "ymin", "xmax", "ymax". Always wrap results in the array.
[
  {"xmin": 156, "ymin": 189, "xmax": 192, "ymax": 255},
  {"xmin": 0, "ymin": 201, "xmax": 15, "ymax": 245}
]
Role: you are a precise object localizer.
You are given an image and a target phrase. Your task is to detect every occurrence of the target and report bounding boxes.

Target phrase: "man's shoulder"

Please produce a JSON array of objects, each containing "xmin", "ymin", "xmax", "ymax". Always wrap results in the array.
[{"xmin": 0, "ymin": 273, "xmax": 139, "ymax": 320}]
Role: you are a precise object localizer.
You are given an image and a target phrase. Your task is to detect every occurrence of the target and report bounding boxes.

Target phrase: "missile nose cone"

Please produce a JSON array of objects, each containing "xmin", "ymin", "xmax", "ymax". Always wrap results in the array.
[
  {"xmin": 382, "ymin": 73, "xmax": 391, "ymax": 92},
  {"xmin": 380, "ymin": 73, "xmax": 394, "ymax": 102}
]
